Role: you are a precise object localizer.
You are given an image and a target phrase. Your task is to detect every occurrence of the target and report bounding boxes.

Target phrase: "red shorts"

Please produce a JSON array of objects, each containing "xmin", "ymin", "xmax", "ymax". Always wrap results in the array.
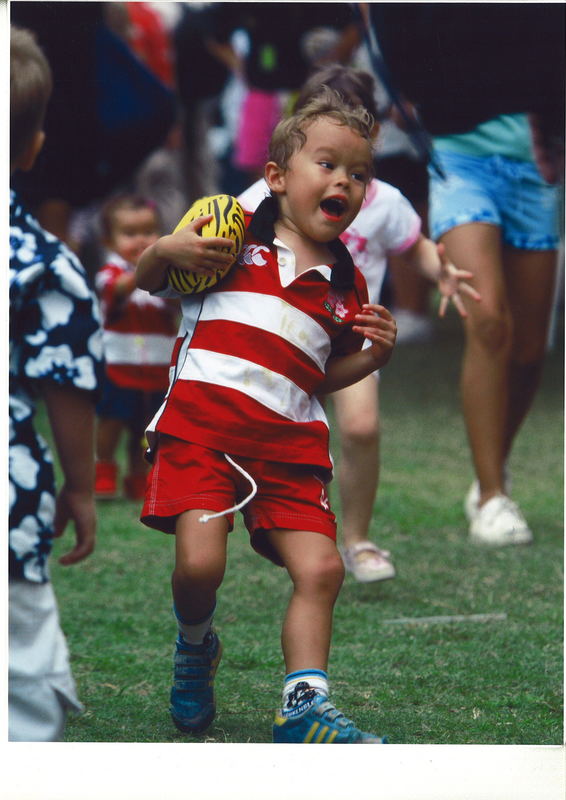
[{"xmin": 140, "ymin": 436, "xmax": 337, "ymax": 566}]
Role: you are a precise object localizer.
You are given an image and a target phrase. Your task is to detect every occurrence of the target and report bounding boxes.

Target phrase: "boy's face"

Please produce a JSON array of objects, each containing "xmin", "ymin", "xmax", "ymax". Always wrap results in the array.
[
  {"xmin": 267, "ymin": 117, "xmax": 372, "ymax": 244},
  {"xmin": 107, "ymin": 207, "xmax": 160, "ymax": 265}
]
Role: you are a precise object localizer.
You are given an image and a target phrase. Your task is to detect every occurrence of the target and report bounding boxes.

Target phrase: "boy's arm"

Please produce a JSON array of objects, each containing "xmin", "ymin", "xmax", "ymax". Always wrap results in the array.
[
  {"xmin": 41, "ymin": 383, "xmax": 97, "ymax": 566},
  {"xmin": 399, "ymin": 235, "xmax": 481, "ymax": 317},
  {"xmin": 318, "ymin": 304, "xmax": 397, "ymax": 395},
  {"xmin": 136, "ymin": 216, "xmax": 235, "ymax": 292}
]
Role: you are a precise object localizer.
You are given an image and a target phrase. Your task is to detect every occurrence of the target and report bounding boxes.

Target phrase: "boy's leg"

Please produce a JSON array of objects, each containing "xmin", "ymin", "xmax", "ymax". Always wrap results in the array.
[
  {"xmin": 96, "ymin": 416, "xmax": 123, "ymax": 461},
  {"xmin": 173, "ymin": 510, "xmax": 229, "ymax": 623},
  {"xmin": 266, "ymin": 529, "xmax": 344, "ymax": 673},
  {"xmin": 169, "ymin": 510, "xmax": 229, "ymax": 733},
  {"xmin": 95, "ymin": 417, "xmax": 122, "ymax": 498},
  {"xmin": 266, "ymin": 528, "xmax": 386, "ymax": 743}
]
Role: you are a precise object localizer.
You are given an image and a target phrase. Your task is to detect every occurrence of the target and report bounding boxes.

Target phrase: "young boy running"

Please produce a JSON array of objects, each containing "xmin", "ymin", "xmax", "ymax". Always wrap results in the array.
[{"xmin": 136, "ymin": 90, "xmax": 396, "ymax": 743}]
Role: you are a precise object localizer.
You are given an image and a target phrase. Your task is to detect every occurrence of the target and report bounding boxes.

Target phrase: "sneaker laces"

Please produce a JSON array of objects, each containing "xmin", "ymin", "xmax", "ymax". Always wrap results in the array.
[{"xmin": 199, "ymin": 454, "xmax": 258, "ymax": 523}]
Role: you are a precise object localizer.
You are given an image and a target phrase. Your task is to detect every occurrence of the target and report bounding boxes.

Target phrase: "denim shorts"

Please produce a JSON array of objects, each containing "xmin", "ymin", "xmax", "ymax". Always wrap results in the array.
[{"xmin": 428, "ymin": 149, "xmax": 560, "ymax": 250}]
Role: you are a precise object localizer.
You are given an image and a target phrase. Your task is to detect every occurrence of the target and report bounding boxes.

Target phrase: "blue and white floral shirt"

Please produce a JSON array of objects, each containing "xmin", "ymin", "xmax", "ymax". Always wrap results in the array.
[{"xmin": 9, "ymin": 189, "xmax": 104, "ymax": 583}]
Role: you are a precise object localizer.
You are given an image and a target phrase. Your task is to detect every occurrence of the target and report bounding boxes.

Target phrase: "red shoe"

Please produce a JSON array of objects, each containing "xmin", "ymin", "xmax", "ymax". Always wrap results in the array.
[
  {"xmin": 123, "ymin": 473, "xmax": 147, "ymax": 501},
  {"xmin": 95, "ymin": 461, "xmax": 118, "ymax": 499}
]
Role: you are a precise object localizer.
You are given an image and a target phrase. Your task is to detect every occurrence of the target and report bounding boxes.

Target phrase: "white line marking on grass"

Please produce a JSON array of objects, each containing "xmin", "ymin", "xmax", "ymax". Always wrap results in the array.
[{"xmin": 383, "ymin": 612, "xmax": 508, "ymax": 625}]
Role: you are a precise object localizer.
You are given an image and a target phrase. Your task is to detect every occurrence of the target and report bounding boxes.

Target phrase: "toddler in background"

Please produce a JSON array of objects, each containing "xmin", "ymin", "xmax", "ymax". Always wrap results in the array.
[{"xmin": 95, "ymin": 194, "xmax": 178, "ymax": 500}]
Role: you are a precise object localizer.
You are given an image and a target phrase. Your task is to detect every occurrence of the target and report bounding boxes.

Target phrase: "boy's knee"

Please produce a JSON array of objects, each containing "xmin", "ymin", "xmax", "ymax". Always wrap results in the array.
[
  {"xmin": 296, "ymin": 549, "xmax": 345, "ymax": 594},
  {"xmin": 173, "ymin": 556, "xmax": 224, "ymax": 591}
]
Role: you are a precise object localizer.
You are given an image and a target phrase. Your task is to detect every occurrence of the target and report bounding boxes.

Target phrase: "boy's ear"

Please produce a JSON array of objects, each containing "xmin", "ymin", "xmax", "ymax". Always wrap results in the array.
[
  {"xmin": 264, "ymin": 161, "xmax": 286, "ymax": 194},
  {"xmin": 19, "ymin": 130, "xmax": 45, "ymax": 172}
]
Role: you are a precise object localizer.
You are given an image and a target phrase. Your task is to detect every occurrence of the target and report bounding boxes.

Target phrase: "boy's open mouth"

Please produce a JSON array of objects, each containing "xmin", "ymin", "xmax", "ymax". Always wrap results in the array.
[{"xmin": 320, "ymin": 196, "xmax": 347, "ymax": 221}]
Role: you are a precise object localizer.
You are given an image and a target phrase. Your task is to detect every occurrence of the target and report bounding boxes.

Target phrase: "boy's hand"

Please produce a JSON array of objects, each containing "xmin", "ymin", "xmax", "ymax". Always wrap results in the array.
[
  {"xmin": 53, "ymin": 485, "xmax": 96, "ymax": 566},
  {"xmin": 437, "ymin": 243, "xmax": 481, "ymax": 318},
  {"xmin": 353, "ymin": 304, "xmax": 397, "ymax": 367},
  {"xmin": 156, "ymin": 215, "xmax": 236, "ymax": 277}
]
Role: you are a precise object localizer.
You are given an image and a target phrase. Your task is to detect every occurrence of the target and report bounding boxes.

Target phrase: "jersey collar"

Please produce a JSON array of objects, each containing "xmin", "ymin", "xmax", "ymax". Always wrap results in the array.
[{"xmin": 248, "ymin": 195, "xmax": 356, "ymax": 290}]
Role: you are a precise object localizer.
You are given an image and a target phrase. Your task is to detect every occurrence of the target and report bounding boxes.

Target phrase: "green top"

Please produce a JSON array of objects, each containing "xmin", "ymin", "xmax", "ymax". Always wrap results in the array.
[{"xmin": 433, "ymin": 114, "xmax": 534, "ymax": 162}]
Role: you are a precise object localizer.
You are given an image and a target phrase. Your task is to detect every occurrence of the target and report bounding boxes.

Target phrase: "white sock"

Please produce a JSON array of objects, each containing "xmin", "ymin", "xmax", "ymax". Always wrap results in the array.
[
  {"xmin": 174, "ymin": 605, "xmax": 214, "ymax": 646},
  {"xmin": 282, "ymin": 669, "xmax": 329, "ymax": 714}
]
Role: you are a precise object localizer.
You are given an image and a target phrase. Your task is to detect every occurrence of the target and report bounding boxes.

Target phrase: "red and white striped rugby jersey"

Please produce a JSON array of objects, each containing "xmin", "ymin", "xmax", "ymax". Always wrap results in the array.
[
  {"xmin": 147, "ymin": 202, "xmax": 369, "ymax": 474},
  {"xmin": 96, "ymin": 252, "xmax": 179, "ymax": 392}
]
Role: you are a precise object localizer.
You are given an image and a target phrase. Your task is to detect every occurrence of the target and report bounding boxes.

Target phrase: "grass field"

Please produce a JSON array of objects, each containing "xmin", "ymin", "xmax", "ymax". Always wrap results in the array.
[{"xmin": 47, "ymin": 311, "xmax": 563, "ymax": 746}]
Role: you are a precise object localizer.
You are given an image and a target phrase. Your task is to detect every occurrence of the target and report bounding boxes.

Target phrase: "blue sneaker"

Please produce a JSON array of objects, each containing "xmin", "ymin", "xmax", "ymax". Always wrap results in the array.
[
  {"xmin": 170, "ymin": 630, "xmax": 222, "ymax": 733},
  {"xmin": 273, "ymin": 682, "xmax": 387, "ymax": 743}
]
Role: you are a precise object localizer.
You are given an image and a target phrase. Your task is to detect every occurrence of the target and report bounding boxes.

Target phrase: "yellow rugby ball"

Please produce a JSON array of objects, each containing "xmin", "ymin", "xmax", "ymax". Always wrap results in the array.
[{"xmin": 166, "ymin": 194, "xmax": 246, "ymax": 294}]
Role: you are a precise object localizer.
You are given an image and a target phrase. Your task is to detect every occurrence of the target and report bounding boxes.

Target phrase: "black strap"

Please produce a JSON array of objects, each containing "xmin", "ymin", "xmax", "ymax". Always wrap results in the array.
[{"xmin": 248, "ymin": 195, "xmax": 356, "ymax": 290}]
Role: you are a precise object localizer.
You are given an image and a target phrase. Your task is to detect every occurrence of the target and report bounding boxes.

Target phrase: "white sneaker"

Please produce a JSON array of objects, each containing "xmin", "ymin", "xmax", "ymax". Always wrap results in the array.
[
  {"xmin": 341, "ymin": 541, "xmax": 396, "ymax": 583},
  {"xmin": 464, "ymin": 471, "xmax": 512, "ymax": 522},
  {"xmin": 469, "ymin": 494, "xmax": 533, "ymax": 546},
  {"xmin": 464, "ymin": 480, "xmax": 481, "ymax": 522}
]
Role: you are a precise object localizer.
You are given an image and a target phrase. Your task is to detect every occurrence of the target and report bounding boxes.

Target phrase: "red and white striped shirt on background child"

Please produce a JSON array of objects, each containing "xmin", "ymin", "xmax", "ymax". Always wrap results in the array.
[{"xmin": 96, "ymin": 252, "xmax": 178, "ymax": 393}]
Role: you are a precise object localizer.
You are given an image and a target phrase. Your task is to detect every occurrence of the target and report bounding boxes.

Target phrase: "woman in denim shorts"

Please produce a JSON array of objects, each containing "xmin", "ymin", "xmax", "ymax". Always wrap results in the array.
[{"xmin": 428, "ymin": 113, "xmax": 561, "ymax": 546}]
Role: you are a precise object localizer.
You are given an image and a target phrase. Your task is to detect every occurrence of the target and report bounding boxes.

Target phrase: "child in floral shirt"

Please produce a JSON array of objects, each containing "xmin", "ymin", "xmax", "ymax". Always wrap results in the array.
[{"xmin": 9, "ymin": 25, "xmax": 103, "ymax": 741}]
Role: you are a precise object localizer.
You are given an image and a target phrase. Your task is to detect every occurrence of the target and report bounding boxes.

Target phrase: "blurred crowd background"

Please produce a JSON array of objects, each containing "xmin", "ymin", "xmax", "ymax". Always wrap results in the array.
[
  {"xmin": 11, "ymin": 1, "xmax": 564, "ymax": 325},
  {"xmin": 9, "ymin": 1, "xmax": 438, "ymax": 306}
]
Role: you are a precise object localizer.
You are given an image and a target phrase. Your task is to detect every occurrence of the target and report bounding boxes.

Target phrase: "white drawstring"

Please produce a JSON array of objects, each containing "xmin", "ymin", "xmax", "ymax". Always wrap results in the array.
[{"xmin": 198, "ymin": 454, "xmax": 258, "ymax": 523}]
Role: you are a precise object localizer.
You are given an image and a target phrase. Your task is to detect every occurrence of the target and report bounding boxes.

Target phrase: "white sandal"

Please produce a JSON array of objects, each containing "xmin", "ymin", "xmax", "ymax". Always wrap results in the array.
[{"xmin": 341, "ymin": 541, "xmax": 396, "ymax": 583}]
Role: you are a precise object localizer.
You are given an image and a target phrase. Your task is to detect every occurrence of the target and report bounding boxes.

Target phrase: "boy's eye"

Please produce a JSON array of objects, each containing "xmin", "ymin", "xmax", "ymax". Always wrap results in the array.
[
  {"xmin": 351, "ymin": 171, "xmax": 367, "ymax": 182},
  {"xmin": 319, "ymin": 160, "xmax": 333, "ymax": 170}
]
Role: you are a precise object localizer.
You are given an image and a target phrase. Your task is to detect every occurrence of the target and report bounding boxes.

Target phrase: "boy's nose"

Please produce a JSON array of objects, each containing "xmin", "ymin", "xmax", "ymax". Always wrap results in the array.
[{"xmin": 334, "ymin": 169, "xmax": 350, "ymax": 186}]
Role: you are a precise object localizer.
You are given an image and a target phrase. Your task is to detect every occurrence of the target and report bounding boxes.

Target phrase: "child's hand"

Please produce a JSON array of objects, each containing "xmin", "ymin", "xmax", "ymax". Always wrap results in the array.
[
  {"xmin": 156, "ymin": 215, "xmax": 236, "ymax": 277},
  {"xmin": 353, "ymin": 304, "xmax": 397, "ymax": 367},
  {"xmin": 437, "ymin": 243, "xmax": 481, "ymax": 318},
  {"xmin": 54, "ymin": 485, "xmax": 96, "ymax": 566}
]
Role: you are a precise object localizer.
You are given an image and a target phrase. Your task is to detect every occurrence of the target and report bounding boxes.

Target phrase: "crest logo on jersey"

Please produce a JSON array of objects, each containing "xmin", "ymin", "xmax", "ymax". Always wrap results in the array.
[
  {"xmin": 324, "ymin": 290, "xmax": 349, "ymax": 323},
  {"xmin": 238, "ymin": 244, "xmax": 270, "ymax": 267}
]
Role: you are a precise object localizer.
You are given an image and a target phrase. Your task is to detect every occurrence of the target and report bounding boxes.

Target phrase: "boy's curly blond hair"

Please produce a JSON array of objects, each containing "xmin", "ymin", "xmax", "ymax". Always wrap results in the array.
[{"xmin": 268, "ymin": 86, "xmax": 375, "ymax": 172}]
